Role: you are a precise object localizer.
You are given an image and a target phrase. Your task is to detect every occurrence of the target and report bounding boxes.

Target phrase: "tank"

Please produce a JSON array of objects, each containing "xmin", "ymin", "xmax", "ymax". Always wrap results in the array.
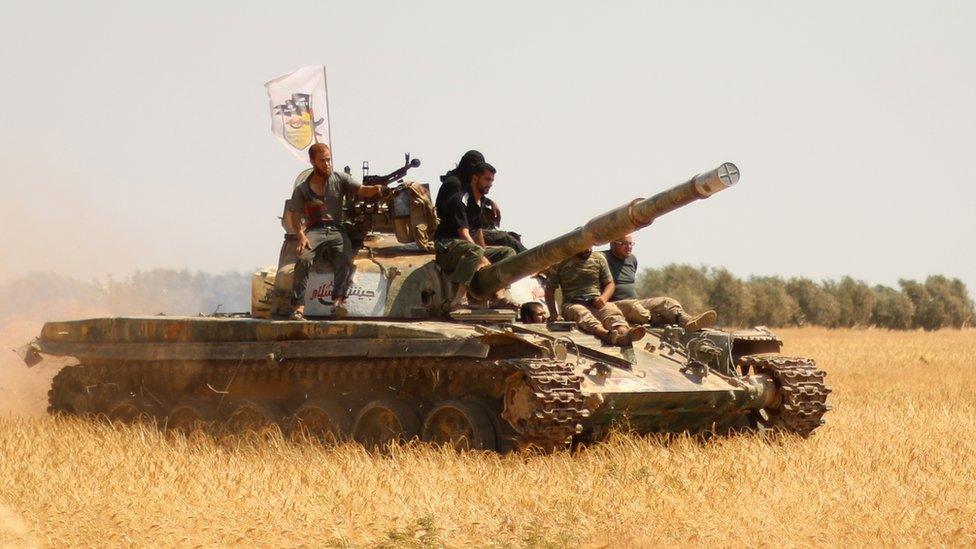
[{"xmin": 18, "ymin": 161, "xmax": 830, "ymax": 451}]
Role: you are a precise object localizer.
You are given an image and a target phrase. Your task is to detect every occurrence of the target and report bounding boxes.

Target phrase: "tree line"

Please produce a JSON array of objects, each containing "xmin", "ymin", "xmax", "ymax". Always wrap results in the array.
[
  {"xmin": 2, "ymin": 267, "xmax": 973, "ymax": 330},
  {"xmin": 637, "ymin": 264, "xmax": 974, "ymax": 330}
]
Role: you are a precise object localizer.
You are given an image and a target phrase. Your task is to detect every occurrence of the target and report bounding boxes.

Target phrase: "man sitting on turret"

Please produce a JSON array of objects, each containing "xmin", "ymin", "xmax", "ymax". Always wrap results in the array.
[
  {"xmin": 544, "ymin": 247, "xmax": 645, "ymax": 345},
  {"xmin": 602, "ymin": 234, "xmax": 717, "ymax": 331},
  {"xmin": 287, "ymin": 143, "xmax": 388, "ymax": 319},
  {"xmin": 480, "ymin": 197, "xmax": 527, "ymax": 254},
  {"xmin": 433, "ymin": 150, "xmax": 517, "ymax": 312}
]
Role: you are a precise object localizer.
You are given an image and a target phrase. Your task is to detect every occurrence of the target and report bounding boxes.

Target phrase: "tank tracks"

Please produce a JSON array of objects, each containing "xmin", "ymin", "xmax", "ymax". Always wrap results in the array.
[
  {"xmin": 738, "ymin": 353, "xmax": 831, "ymax": 437},
  {"xmin": 46, "ymin": 357, "xmax": 587, "ymax": 451},
  {"xmin": 498, "ymin": 359, "xmax": 588, "ymax": 449}
]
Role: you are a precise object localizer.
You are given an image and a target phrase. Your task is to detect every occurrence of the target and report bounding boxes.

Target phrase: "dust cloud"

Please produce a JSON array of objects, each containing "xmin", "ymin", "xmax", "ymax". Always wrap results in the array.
[{"xmin": 0, "ymin": 271, "xmax": 249, "ymax": 416}]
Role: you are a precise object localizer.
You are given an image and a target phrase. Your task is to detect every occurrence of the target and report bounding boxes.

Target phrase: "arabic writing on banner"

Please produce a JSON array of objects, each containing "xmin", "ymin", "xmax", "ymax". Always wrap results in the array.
[{"xmin": 265, "ymin": 65, "xmax": 330, "ymax": 161}]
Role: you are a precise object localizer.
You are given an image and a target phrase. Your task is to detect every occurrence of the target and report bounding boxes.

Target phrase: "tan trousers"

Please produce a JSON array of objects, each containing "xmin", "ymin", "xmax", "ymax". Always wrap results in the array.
[
  {"xmin": 615, "ymin": 297, "xmax": 685, "ymax": 327},
  {"xmin": 562, "ymin": 302, "xmax": 628, "ymax": 334}
]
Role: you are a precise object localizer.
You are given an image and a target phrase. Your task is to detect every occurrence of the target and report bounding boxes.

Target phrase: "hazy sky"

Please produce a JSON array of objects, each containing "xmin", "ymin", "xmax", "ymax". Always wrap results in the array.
[{"xmin": 1, "ymin": 1, "xmax": 974, "ymax": 294}]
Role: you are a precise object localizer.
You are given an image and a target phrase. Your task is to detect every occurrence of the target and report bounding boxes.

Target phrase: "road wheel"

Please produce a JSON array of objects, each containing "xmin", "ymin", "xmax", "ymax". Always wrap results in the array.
[
  {"xmin": 290, "ymin": 400, "xmax": 350, "ymax": 444},
  {"xmin": 352, "ymin": 399, "xmax": 421, "ymax": 449},
  {"xmin": 746, "ymin": 408, "xmax": 785, "ymax": 432},
  {"xmin": 165, "ymin": 404, "xmax": 213, "ymax": 434},
  {"xmin": 225, "ymin": 401, "xmax": 280, "ymax": 433},
  {"xmin": 47, "ymin": 365, "xmax": 93, "ymax": 416},
  {"xmin": 106, "ymin": 400, "xmax": 151, "ymax": 424},
  {"xmin": 422, "ymin": 399, "xmax": 497, "ymax": 451}
]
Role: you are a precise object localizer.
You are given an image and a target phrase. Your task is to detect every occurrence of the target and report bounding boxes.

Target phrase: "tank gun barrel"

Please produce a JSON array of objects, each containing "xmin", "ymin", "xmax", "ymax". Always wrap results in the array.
[{"xmin": 470, "ymin": 162, "xmax": 739, "ymax": 299}]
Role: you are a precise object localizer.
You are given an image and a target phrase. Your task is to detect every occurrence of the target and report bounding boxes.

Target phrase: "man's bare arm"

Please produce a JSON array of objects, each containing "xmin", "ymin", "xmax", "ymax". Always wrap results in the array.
[
  {"xmin": 545, "ymin": 286, "xmax": 560, "ymax": 322},
  {"xmin": 289, "ymin": 211, "xmax": 309, "ymax": 253},
  {"xmin": 593, "ymin": 280, "xmax": 615, "ymax": 309},
  {"xmin": 458, "ymin": 228, "xmax": 478, "ymax": 245},
  {"xmin": 474, "ymin": 229, "xmax": 487, "ymax": 247},
  {"xmin": 356, "ymin": 185, "xmax": 386, "ymax": 199}
]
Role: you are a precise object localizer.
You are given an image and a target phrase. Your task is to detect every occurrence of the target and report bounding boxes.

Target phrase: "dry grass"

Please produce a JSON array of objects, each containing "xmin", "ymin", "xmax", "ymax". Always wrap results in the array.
[{"xmin": 1, "ymin": 328, "xmax": 975, "ymax": 547}]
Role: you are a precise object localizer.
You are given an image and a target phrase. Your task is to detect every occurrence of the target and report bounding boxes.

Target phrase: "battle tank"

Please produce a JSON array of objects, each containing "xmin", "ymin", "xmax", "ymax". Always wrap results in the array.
[{"xmin": 19, "ymin": 161, "xmax": 830, "ymax": 451}]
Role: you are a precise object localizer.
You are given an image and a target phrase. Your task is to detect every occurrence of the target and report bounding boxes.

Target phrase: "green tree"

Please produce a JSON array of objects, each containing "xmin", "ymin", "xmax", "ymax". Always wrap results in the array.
[
  {"xmin": 707, "ymin": 267, "xmax": 753, "ymax": 327},
  {"xmin": 870, "ymin": 285, "xmax": 915, "ymax": 329},
  {"xmin": 785, "ymin": 277, "xmax": 841, "ymax": 327},
  {"xmin": 826, "ymin": 277, "xmax": 875, "ymax": 327},
  {"xmin": 911, "ymin": 276, "xmax": 975, "ymax": 329},
  {"xmin": 746, "ymin": 276, "xmax": 798, "ymax": 327},
  {"xmin": 900, "ymin": 279, "xmax": 941, "ymax": 330},
  {"xmin": 636, "ymin": 264, "xmax": 710, "ymax": 314}
]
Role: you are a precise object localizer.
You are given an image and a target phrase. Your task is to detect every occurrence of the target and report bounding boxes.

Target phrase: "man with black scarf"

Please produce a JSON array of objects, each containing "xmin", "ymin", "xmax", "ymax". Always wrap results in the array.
[
  {"xmin": 433, "ymin": 150, "xmax": 517, "ymax": 312},
  {"xmin": 480, "ymin": 197, "xmax": 527, "ymax": 254}
]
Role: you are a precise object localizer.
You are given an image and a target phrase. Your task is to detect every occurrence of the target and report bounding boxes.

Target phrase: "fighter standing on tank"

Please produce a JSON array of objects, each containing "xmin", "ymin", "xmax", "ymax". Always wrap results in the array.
[
  {"xmin": 287, "ymin": 143, "xmax": 388, "ymax": 319},
  {"xmin": 434, "ymin": 151, "xmax": 517, "ymax": 312},
  {"xmin": 602, "ymin": 234, "xmax": 717, "ymax": 331},
  {"xmin": 544, "ymin": 247, "xmax": 646, "ymax": 345}
]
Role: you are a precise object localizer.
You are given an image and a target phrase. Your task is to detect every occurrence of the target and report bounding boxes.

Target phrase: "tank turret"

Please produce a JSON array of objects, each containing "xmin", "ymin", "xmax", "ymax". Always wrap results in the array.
[{"xmin": 469, "ymin": 162, "xmax": 739, "ymax": 299}]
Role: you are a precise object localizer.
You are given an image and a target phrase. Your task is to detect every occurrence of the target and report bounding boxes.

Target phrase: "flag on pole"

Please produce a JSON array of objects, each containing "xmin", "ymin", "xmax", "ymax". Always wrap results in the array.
[{"xmin": 265, "ymin": 65, "xmax": 331, "ymax": 161}]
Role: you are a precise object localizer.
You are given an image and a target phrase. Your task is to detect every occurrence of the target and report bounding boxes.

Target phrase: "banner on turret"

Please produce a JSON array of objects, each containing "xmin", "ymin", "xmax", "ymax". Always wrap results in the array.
[{"xmin": 266, "ymin": 66, "xmax": 331, "ymax": 161}]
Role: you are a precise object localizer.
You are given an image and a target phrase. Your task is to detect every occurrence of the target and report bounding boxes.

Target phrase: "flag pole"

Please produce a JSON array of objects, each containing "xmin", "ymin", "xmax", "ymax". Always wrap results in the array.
[{"xmin": 322, "ymin": 65, "xmax": 332, "ymax": 153}]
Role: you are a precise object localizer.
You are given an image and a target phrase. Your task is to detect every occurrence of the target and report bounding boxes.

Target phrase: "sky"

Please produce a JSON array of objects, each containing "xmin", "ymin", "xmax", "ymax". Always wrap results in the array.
[{"xmin": 0, "ymin": 1, "xmax": 974, "ymax": 295}]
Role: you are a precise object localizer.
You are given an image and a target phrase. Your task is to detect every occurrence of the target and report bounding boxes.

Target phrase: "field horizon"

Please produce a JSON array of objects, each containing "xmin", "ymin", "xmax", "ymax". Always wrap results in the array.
[{"xmin": 2, "ymin": 327, "xmax": 975, "ymax": 546}]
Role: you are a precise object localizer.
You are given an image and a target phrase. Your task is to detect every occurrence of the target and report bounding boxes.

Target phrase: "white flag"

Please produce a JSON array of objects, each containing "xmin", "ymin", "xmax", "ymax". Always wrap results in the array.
[{"xmin": 265, "ymin": 65, "xmax": 331, "ymax": 161}]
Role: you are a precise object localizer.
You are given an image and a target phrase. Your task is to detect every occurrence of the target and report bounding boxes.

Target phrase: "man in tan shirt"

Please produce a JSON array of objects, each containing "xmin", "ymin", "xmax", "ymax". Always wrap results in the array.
[{"xmin": 544, "ymin": 248, "xmax": 645, "ymax": 345}]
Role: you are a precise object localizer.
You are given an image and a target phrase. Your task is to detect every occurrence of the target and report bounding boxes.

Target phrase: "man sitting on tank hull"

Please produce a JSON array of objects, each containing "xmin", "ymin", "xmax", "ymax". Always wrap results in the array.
[
  {"xmin": 602, "ymin": 234, "xmax": 717, "ymax": 332},
  {"xmin": 434, "ymin": 151, "xmax": 517, "ymax": 312},
  {"xmin": 286, "ymin": 143, "xmax": 388, "ymax": 319},
  {"xmin": 544, "ymin": 247, "xmax": 646, "ymax": 345}
]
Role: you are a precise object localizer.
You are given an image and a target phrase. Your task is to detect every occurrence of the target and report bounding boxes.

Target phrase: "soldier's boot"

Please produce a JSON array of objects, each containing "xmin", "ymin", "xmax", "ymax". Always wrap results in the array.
[
  {"xmin": 605, "ymin": 325, "xmax": 646, "ymax": 345},
  {"xmin": 680, "ymin": 310, "xmax": 717, "ymax": 332},
  {"xmin": 627, "ymin": 325, "xmax": 647, "ymax": 343}
]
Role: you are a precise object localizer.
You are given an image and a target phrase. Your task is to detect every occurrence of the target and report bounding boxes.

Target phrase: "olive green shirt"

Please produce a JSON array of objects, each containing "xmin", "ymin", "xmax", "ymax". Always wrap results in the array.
[{"xmin": 545, "ymin": 253, "xmax": 612, "ymax": 301}]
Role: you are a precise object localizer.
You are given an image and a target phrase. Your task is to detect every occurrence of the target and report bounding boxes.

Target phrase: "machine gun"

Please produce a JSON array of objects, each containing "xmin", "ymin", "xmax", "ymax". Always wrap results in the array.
[
  {"xmin": 346, "ymin": 153, "xmax": 422, "ymax": 246},
  {"xmin": 362, "ymin": 153, "xmax": 421, "ymax": 186}
]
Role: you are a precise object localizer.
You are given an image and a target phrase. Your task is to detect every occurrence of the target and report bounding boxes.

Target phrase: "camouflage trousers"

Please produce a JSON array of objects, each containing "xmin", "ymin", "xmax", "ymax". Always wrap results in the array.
[
  {"xmin": 483, "ymin": 229, "xmax": 527, "ymax": 254},
  {"xmin": 435, "ymin": 239, "xmax": 516, "ymax": 286},
  {"xmin": 292, "ymin": 227, "xmax": 355, "ymax": 303},
  {"xmin": 614, "ymin": 297, "xmax": 685, "ymax": 327},
  {"xmin": 562, "ymin": 302, "xmax": 628, "ymax": 334}
]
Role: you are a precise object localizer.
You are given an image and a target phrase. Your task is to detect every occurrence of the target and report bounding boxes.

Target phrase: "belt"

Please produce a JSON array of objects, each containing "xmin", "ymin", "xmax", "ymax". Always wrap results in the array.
[
  {"xmin": 567, "ymin": 297, "xmax": 597, "ymax": 306},
  {"xmin": 307, "ymin": 222, "xmax": 341, "ymax": 231}
]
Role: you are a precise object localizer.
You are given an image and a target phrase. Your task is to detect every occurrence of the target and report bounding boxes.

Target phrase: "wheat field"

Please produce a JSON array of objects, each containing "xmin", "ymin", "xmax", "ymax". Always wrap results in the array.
[{"xmin": 1, "ymin": 328, "xmax": 975, "ymax": 547}]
